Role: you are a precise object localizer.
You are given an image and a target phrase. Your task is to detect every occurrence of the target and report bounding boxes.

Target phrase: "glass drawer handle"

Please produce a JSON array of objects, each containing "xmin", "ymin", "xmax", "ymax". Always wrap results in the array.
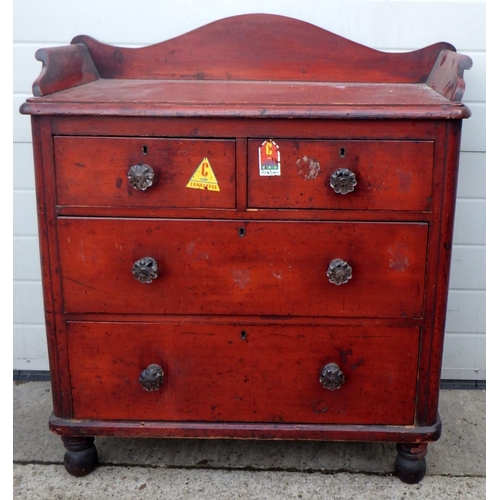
[
  {"xmin": 330, "ymin": 168, "xmax": 357, "ymax": 195},
  {"xmin": 320, "ymin": 363, "xmax": 345, "ymax": 390},
  {"xmin": 132, "ymin": 257, "xmax": 158, "ymax": 283},
  {"xmin": 326, "ymin": 259, "xmax": 352, "ymax": 285},
  {"xmin": 128, "ymin": 163, "xmax": 154, "ymax": 191},
  {"xmin": 139, "ymin": 364, "xmax": 164, "ymax": 391}
]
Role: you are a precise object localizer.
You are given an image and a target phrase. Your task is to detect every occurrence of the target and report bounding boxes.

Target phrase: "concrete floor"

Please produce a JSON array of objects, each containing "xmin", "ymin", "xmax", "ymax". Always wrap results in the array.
[{"xmin": 13, "ymin": 382, "xmax": 486, "ymax": 499}]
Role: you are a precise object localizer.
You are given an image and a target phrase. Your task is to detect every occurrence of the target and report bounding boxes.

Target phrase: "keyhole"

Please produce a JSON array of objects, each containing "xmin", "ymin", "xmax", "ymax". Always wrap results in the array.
[
  {"xmin": 340, "ymin": 148, "xmax": 346, "ymax": 158},
  {"xmin": 240, "ymin": 330, "xmax": 248, "ymax": 341},
  {"xmin": 143, "ymin": 145, "xmax": 148, "ymax": 155},
  {"xmin": 238, "ymin": 227, "xmax": 246, "ymax": 237}
]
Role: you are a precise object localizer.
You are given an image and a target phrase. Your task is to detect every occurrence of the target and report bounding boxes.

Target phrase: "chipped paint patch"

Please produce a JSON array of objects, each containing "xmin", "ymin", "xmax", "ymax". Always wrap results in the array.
[{"xmin": 296, "ymin": 156, "xmax": 321, "ymax": 180}]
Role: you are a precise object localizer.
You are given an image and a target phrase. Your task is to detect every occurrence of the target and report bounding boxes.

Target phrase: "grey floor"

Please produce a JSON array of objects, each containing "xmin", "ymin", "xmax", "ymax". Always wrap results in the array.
[{"xmin": 14, "ymin": 382, "xmax": 485, "ymax": 499}]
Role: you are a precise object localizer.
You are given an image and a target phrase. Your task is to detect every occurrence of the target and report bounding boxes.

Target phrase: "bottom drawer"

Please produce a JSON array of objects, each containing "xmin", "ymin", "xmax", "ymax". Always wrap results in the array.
[{"xmin": 67, "ymin": 322, "xmax": 420, "ymax": 425}]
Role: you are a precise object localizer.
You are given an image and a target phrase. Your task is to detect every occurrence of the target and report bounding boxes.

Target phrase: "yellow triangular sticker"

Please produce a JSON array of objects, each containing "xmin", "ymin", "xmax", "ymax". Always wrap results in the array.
[{"xmin": 186, "ymin": 157, "xmax": 220, "ymax": 191}]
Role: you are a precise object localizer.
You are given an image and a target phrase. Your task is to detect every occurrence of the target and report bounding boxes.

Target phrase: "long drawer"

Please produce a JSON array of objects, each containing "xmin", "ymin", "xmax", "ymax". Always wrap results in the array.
[
  {"xmin": 248, "ymin": 139, "xmax": 434, "ymax": 211},
  {"xmin": 67, "ymin": 321, "xmax": 420, "ymax": 425},
  {"xmin": 54, "ymin": 136, "xmax": 236, "ymax": 209},
  {"xmin": 58, "ymin": 218, "xmax": 428, "ymax": 318}
]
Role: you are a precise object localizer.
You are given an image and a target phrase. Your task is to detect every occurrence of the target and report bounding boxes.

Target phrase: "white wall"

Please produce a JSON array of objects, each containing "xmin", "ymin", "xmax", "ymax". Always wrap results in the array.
[{"xmin": 13, "ymin": 0, "xmax": 486, "ymax": 379}]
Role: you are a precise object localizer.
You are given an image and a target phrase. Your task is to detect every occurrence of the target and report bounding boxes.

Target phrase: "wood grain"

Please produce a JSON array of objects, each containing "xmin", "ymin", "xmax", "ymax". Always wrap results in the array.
[
  {"xmin": 21, "ymin": 79, "xmax": 470, "ymax": 119},
  {"xmin": 67, "ymin": 321, "xmax": 420, "ymax": 425},
  {"xmin": 49, "ymin": 413, "xmax": 441, "ymax": 442},
  {"xmin": 54, "ymin": 136, "xmax": 236, "ymax": 209},
  {"xmin": 21, "ymin": 14, "xmax": 470, "ymax": 469},
  {"xmin": 57, "ymin": 218, "xmax": 428, "ymax": 318},
  {"xmin": 32, "ymin": 44, "xmax": 99, "ymax": 97},
  {"xmin": 248, "ymin": 139, "xmax": 434, "ymax": 211},
  {"xmin": 426, "ymin": 49, "xmax": 473, "ymax": 101},
  {"xmin": 71, "ymin": 14, "xmax": 453, "ymax": 83}
]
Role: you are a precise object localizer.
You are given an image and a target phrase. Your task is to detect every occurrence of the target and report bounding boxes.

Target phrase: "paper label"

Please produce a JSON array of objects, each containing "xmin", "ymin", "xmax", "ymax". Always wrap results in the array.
[
  {"xmin": 259, "ymin": 140, "xmax": 281, "ymax": 176},
  {"xmin": 186, "ymin": 157, "xmax": 220, "ymax": 191}
]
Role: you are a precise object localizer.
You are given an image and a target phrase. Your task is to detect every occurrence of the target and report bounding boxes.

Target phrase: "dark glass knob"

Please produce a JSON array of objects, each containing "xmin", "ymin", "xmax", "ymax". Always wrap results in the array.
[
  {"xmin": 128, "ymin": 163, "xmax": 154, "ymax": 191},
  {"xmin": 132, "ymin": 257, "xmax": 158, "ymax": 283},
  {"xmin": 326, "ymin": 259, "xmax": 352, "ymax": 285},
  {"xmin": 139, "ymin": 364, "xmax": 164, "ymax": 391},
  {"xmin": 330, "ymin": 168, "xmax": 357, "ymax": 194},
  {"xmin": 320, "ymin": 363, "xmax": 345, "ymax": 390}
]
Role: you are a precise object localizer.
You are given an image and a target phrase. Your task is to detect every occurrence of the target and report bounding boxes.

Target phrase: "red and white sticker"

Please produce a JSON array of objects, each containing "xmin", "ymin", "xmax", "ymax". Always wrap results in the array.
[{"xmin": 259, "ymin": 140, "xmax": 281, "ymax": 176}]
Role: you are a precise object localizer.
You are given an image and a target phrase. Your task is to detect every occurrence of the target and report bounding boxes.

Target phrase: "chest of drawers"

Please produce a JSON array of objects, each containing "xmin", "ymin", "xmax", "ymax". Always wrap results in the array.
[{"xmin": 20, "ymin": 14, "xmax": 472, "ymax": 483}]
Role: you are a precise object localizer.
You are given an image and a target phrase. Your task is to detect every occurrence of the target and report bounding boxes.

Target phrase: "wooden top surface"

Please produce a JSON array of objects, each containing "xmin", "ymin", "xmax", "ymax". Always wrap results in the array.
[
  {"xmin": 20, "ymin": 14, "xmax": 472, "ymax": 118},
  {"xmin": 22, "ymin": 78, "xmax": 470, "ymax": 119}
]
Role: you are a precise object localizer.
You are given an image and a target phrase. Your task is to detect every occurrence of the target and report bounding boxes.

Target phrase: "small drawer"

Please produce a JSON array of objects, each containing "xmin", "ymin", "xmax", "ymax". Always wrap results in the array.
[
  {"xmin": 54, "ymin": 136, "xmax": 236, "ymax": 209},
  {"xmin": 58, "ymin": 218, "xmax": 428, "ymax": 318},
  {"xmin": 248, "ymin": 139, "xmax": 434, "ymax": 211},
  {"xmin": 67, "ymin": 321, "xmax": 420, "ymax": 425}
]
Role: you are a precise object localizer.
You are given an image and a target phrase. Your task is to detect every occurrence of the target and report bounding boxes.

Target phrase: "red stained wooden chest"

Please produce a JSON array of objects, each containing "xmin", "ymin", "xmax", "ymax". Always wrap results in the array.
[{"xmin": 20, "ymin": 14, "xmax": 472, "ymax": 483}]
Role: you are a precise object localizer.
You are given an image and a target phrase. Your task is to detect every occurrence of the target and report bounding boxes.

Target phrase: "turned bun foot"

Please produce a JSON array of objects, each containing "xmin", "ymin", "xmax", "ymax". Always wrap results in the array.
[
  {"xmin": 395, "ymin": 443, "xmax": 428, "ymax": 484},
  {"xmin": 62, "ymin": 436, "xmax": 98, "ymax": 477}
]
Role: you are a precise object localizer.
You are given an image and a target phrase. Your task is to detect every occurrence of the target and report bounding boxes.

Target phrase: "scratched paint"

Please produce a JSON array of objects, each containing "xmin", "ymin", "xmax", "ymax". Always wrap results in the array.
[
  {"xmin": 231, "ymin": 269, "xmax": 251, "ymax": 290},
  {"xmin": 296, "ymin": 155, "xmax": 321, "ymax": 180},
  {"xmin": 195, "ymin": 252, "xmax": 210, "ymax": 261},
  {"xmin": 270, "ymin": 263, "xmax": 283, "ymax": 280},
  {"xmin": 389, "ymin": 243, "xmax": 410, "ymax": 272},
  {"xmin": 397, "ymin": 169, "xmax": 413, "ymax": 192},
  {"xmin": 186, "ymin": 241, "xmax": 196, "ymax": 256},
  {"xmin": 79, "ymin": 241, "xmax": 85, "ymax": 262}
]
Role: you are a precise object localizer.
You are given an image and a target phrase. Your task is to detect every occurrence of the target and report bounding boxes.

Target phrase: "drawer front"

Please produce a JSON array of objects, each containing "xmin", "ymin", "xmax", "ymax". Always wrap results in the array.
[
  {"xmin": 54, "ymin": 137, "xmax": 236, "ymax": 209},
  {"xmin": 68, "ymin": 322, "xmax": 419, "ymax": 425},
  {"xmin": 58, "ymin": 218, "xmax": 427, "ymax": 318},
  {"xmin": 248, "ymin": 139, "xmax": 434, "ymax": 210}
]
